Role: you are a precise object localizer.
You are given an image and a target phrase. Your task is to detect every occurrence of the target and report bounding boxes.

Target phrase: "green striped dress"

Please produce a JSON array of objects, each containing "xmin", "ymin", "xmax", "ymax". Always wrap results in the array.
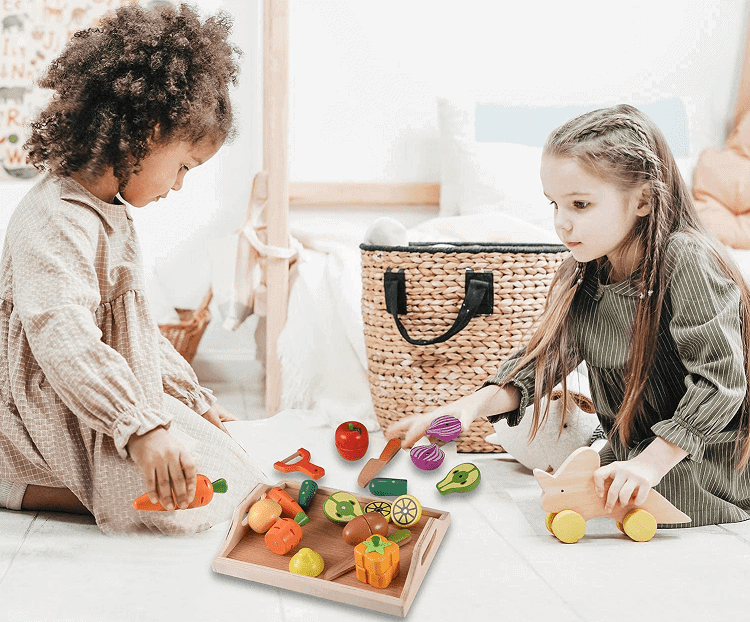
[{"xmin": 486, "ymin": 232, "xmax": 750, "ymax": 527}]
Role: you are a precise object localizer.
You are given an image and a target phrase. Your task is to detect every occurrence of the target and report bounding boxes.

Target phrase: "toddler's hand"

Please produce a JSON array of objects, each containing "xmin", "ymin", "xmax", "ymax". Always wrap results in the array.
[
  {"xmin": 127, "ymin": 426, "xmax": 198, "ymax": 511},
  {"xmin": 387, "ymin": 385, "xmax": 518, "ymax": 449},
  {"xmin": 593, "ymin": 459, "xmax": 661, "ymax": 513},
  {"xmin": 202, "ymin": 403, "xmax": 237, "ymax": 434},
  {"xmin": 386, "ymin": 400, "xmax": 479, "ymax": 449}
]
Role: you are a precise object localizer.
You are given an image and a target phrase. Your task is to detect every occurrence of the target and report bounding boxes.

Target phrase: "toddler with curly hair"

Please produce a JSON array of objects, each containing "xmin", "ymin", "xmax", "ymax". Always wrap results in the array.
[{"xmin": 0, "ymin": 3, "xmax": 265, "ymax": 534}]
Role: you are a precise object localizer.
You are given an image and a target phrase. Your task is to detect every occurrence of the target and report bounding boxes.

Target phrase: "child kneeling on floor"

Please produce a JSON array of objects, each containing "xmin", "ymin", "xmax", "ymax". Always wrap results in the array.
[
  {"xmin": 390, "ymin": 104, "xmax": 750, "ymax": 528},
  {"xmin": 0, "ymin": 3, "xmax": 264, "ymax": 534}
]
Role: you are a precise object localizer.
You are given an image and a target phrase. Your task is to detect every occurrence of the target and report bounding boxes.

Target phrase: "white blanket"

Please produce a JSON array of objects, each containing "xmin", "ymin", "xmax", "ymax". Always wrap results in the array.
[
  {"xmin": 278, "ymin": 211, "xmax": 750, "ymax": 432},
  {"xmin": 277, "ymin": 212, "xmax": 560, "ymax": 430}
]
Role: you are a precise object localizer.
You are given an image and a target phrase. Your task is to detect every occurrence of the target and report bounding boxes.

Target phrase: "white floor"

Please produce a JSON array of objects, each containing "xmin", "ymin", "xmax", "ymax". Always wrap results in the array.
[{"xmin": 3, "ymin": 352, "xmax": 750, "ymax": 622}]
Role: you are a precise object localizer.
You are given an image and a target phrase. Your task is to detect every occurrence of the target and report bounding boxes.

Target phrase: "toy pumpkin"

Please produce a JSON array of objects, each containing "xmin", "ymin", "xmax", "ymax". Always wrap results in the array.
[{"xmin": 353, "ymin": 534, "xmax": 400, "ymax": 589}]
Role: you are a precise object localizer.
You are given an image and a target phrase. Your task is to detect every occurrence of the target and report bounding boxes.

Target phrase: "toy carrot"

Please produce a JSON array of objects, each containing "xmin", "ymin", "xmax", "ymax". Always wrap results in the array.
[
  {"xmin": 266, "ymin": 486, "xmax": 309, "ymax": 525},
  {"xmin": 132, "ymin": 475, "xmax": 228, "ymax": 511}
]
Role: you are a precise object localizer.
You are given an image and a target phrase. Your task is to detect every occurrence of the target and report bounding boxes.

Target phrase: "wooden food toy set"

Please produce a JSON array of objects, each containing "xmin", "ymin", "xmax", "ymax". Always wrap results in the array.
[
  {"xmin": 212, "ymin": 480, "xmax": 450, "ymax": 617},
  {"xmin": 534, "ymin": 447, "xmax": 691, "ymax": 543},
  {"xmin": 210, "ymin": 417, "xmax": 490, "ymax": 615}
]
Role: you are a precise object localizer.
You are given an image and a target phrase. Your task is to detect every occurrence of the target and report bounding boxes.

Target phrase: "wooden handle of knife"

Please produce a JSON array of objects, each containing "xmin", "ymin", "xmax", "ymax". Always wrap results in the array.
[{"xmin": 380, "ymin": 437, "xmax": 402, "ymax": 463}]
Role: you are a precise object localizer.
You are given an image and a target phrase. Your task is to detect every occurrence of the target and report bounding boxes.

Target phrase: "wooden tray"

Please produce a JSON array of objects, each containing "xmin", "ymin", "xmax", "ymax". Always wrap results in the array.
[{"xmin": 212, "ymin": 480, "xmax": 451, "ymax": 617}]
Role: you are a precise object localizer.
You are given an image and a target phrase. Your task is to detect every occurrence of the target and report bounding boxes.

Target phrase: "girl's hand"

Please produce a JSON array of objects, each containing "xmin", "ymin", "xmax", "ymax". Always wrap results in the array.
[
  {"xmin": 593, "ymin": 436, "xmax": 688, "ymax": 513},
  {"xmin": 127, "ymin": 426, "xmax": 198, "ymax": 511},
  {"xmin": 202, "ymin": 403, "xmax": 238, "ymax": 434},
  {"xmin": 593, "ymin": 459, "xmax": 661, "ymax": 513},
  {"xmin": 386, "ymin": 384, "xmax": 520, "ymax": 449}
]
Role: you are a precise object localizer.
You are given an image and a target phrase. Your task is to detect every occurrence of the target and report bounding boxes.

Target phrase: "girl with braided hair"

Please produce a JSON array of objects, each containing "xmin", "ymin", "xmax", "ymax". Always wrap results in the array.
[
  {"xmin": 0, "ymin": 3, "xmax": 265, "ymax": 534},
  {"xmin": 390, "ymin": 104, "xmax": 750, "ymax": 527}
]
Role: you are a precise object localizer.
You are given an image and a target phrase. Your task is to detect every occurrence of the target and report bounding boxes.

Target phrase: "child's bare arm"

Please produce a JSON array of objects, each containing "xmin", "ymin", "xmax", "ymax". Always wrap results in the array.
[
  {"xmin": 127, "ymin": 427, "xmax": 197, "ymax": 510},
  {"xmin": 386, "ymin": 384, "xmax": 521, "ymax": 448}
]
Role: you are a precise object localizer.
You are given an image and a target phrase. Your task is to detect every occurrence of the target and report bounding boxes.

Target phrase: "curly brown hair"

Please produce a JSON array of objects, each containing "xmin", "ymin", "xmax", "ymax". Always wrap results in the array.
[{"xmin": 24, "ymin": 2, "xmax": 241, "ymax": 185}]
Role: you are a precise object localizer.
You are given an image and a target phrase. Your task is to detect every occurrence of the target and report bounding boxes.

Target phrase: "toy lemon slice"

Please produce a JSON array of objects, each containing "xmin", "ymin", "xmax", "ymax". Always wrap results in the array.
[
  {"xmin": 391, "ymin": 494, "xmax": 422, "ymax": 528},
  {"xmin": 364, "ymin": 500, "xmax": 392, "ymax": 522}
]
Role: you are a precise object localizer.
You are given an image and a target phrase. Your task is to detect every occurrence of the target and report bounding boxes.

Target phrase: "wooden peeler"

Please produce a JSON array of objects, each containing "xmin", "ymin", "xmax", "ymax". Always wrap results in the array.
[{"xmin": 273, "ymin": 447, "xmax": 326, "ymax": 479}]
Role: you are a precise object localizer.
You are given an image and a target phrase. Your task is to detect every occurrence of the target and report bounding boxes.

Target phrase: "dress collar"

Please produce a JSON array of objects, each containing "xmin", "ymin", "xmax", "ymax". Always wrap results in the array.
[
  {"xmin": 583, "ymin": 262, "xmax": 642, "ymax": 301},
  {"xmin": 57, "ymin": 174, "xmax": 132, "ymax": 225}
]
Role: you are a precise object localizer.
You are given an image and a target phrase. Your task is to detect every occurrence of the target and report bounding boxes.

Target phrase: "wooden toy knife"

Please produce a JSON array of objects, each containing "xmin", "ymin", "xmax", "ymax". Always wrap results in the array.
[{"xmin": 357, "ymin": 437, "xmax": 402, "ymax": 487}]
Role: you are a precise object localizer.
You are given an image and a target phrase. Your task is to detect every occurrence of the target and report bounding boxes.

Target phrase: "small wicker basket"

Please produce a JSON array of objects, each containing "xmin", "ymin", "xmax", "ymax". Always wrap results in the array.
[
  {"xmin": 361, "ymin": 242, "xmax": 569, "ymax": 453},
  {"xmin": 158, "ymin": 289, "xmax": 213, "ymax": 364}
]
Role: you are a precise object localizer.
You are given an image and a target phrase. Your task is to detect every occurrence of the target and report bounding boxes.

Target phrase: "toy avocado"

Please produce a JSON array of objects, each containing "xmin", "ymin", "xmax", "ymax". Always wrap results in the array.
[
  {"xmin": 436, "ymin": 463, "xmax": 481, "ymax": 495},
  {"xmin": 322, "ymin": 491, "xmax": 364, "ymax": 523}
]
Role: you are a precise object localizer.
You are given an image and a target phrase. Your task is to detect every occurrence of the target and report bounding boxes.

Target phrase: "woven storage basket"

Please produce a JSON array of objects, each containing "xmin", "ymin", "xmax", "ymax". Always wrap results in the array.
[
  {"xmin": 158, "ymin": 289, "xmax": 213, "ymax": 364},
  {"xmin": 361, "ymin": 242, "xmax": 569, "ymax": 453}
]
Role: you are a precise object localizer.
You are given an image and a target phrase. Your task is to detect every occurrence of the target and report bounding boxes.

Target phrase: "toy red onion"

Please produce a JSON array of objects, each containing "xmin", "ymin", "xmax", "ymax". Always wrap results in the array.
[
  {"xmin": 426, "ymin": 415, "xmax": 462, "ymax": 442},
  {"xmin": 410, "ymin": 444, "xmax": 445, "ymax": 470}
]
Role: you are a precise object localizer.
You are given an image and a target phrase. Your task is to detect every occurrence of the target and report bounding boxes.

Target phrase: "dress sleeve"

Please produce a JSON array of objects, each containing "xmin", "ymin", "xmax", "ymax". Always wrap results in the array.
[
  {"xmin": 651, "ymin": 238, "xmax": 746, "ymax": 461},
  {"xmin": 158, "ymin": 332, "xmax": 217, "ymax": 415},
  {"xmin": 481, "ymin": 347, "xmax": 538, "ymax": 426},
  {"xmin": 11, "ymin": 207, "xmax": 172, "ymax": 459}
]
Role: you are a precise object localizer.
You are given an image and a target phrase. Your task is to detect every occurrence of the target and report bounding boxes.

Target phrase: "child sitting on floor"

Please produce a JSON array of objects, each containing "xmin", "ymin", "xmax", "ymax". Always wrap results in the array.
[
  {"xmin": 390, "ymin": 104, "xmax": 750, "ymax": 527},
  {"xmin": 0, "ymin": 3, "xmax": 264, "ymax": 534}
]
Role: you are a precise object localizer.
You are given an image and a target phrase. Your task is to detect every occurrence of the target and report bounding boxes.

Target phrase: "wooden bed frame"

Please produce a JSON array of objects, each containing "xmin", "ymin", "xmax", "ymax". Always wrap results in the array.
[
  {"xmin": 256, "ymin": 0, "xmax": 750, "ymax": 416},
  {"xmin": 257, "ymin": 0, "xmax": 439, "ymax": 415}
]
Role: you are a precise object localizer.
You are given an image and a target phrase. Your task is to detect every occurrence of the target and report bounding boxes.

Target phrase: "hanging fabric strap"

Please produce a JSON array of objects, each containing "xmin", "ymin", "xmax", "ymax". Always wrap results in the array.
[{"xmin": 383, "ymin": 270, "xmax": 493, "ymax": 345}]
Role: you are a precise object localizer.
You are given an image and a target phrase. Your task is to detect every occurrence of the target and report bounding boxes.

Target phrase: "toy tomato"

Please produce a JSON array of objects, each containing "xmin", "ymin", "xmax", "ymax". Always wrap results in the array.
[{"xmin": 335, "ymin": 421, "xmax": 369, "ymax": 461}]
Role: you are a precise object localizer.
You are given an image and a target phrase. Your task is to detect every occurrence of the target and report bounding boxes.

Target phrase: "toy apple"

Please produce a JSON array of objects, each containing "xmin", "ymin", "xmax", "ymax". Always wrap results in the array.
[{"xmin": 335, "ymin": 421, "xmax": 369, "ymax": 461}]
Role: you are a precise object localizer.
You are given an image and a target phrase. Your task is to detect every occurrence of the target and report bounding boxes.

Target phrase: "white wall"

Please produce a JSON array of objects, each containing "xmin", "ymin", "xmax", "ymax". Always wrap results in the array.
[
  {"xmin": 83, "ymin": 0, "xmax": 750, "ymax": 359},
  {"xmin": 287, "ymin": 0, "xmax": 749, "ymax": 182},
  {"xmin": 2, "ymin": 0, "xmax": 750, "ymax": 364}
]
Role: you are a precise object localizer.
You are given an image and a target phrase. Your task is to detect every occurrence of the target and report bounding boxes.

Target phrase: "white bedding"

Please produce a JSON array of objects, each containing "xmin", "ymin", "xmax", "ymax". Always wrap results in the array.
[
  {"xmin": 277, "ymin": 211, "xmax": 560, "ymax": 428},
  {"xmin": 278, "ymin": 211, "xmax": 750, "ymax": 431}
]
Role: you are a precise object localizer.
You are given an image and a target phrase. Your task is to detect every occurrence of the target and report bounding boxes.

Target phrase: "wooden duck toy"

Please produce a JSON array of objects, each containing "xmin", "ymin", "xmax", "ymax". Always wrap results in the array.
[{"xmin": 533, "ymin": 447, "xmax": 691, "ymax": 543}]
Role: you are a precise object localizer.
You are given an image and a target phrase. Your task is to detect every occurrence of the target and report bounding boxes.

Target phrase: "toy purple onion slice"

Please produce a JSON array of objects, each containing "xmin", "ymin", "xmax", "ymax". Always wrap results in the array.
[
  {"xmin": 425, "ymin": 415, "xmax": 462, "ymax": 442},
  {"xmin": 410, "ymin": 444, "xmax": 445, "ymax": 470}
]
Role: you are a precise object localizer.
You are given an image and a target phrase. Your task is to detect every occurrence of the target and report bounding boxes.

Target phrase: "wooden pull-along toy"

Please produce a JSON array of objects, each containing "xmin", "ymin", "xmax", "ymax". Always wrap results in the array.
[
  {"xmin": 357, "ymin": 437, "xmax": 402, "ymax": 487},
  {"xmin": 132, "ymin": 475, "xmax": 226, "ymax": 511},
  {"xmin": 273, "ymin": 447, "xmax": 325, "ymax": 479},
  {"xmin": 534, "ymin": 446, "xmax": 691, "ymax": 543}
]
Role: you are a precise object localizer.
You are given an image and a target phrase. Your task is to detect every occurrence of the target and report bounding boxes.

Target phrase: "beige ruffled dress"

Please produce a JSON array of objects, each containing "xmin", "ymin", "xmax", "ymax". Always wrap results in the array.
[{"xmin": 0, "ymin": 173, "xmax": 265, "ymax": 534}]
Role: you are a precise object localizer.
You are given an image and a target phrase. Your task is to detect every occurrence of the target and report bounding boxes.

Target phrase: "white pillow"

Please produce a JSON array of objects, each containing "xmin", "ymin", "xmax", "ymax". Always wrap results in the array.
[
  {"xmin": 438, "ymin": 98, "xmax": 551, "ymax": 230},
  {"xmin": 438, "ymin": 98, "xmax": 697, "ymax": 222}
]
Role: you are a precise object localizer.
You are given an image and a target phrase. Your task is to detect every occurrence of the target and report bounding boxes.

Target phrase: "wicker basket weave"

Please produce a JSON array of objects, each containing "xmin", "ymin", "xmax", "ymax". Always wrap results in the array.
[
  {"xmin": 360, "ymin": 242, "xmax": 569, "ymax": 453},
  {"xmin": 158, "ymin": 289, "xmax": 213, "ymax": 364}
]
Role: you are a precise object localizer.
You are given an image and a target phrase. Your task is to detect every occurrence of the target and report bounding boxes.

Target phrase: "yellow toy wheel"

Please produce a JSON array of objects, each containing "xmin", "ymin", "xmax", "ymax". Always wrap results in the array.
[
  {"xmin": 551, "ymin": 510, "xmax": 586, "ymax": 544},
  {"xmin": 364, "ymin": 500, "xmax": 391, "ymax": 522},
  {"xmin": 622, "ymin": 508, "xmax": 657, "ymax": 542},
  {"xmin": 545, "ymin": 512, "xmax": 557, "ymax": 534},
  {"xmin": 391, "ymin": 494, "xmax": 422, "ymax": 528}
]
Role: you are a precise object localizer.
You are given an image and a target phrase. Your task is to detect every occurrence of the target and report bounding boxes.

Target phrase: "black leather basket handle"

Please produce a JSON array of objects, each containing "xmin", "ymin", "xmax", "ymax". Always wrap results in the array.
[{"xmin": 383, "ymin": 270, "xmax": 493, "ymax": 345}]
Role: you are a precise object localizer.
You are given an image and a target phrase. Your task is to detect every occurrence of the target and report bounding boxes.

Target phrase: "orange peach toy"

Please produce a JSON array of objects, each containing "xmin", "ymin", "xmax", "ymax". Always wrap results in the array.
[{"xmin": 246, "ymin": 499, "xmax": 283, "ymax": 533}]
